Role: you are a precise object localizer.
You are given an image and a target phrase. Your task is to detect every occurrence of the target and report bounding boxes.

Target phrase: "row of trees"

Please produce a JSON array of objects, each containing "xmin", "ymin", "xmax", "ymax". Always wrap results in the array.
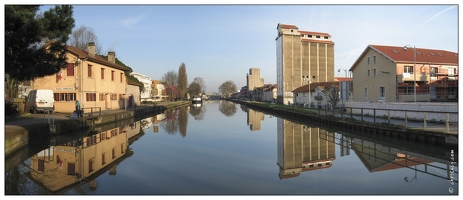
[{"xmin": 160, "ymin": 63, "xmax": 207, "ymax": 101}]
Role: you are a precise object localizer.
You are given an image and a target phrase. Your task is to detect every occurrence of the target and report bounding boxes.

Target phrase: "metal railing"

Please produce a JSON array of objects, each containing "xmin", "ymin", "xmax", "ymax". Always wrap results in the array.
[
  {"xmin": 82, "ymin": 107, "xmax": 102, "ymax": 118},
  {"xmin": 300, "ymin": 104, "xmax": 458, "ymax": 134}
]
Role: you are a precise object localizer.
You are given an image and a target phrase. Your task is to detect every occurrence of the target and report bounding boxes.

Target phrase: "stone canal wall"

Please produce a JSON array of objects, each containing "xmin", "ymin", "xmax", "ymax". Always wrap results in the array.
[
  {"xmin": 5, "ymin": 101, "xmax": 190, "ymax": 158},
  {"xmin": 237, "ymin": 100, "xmax": 458, "ymax": 147}
]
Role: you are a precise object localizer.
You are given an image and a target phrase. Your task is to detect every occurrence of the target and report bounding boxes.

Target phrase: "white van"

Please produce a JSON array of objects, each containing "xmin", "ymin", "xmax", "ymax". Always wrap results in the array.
[{"xmin": 26, "ymin": 89, "xmax": 55, "ymax": 113}]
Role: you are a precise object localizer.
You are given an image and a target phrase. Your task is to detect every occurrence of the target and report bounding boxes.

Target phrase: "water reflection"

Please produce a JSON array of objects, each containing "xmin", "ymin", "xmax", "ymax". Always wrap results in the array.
[
  {"xmin": 277, "ymin": 119, "xmax": 336, "ymax": 179},
  {"xmin": 189, "ymin": 103, "xmax": 205, "ymax": 121},
  {"xmin": 275, "ymin": 116, "xmax": 458, "ymax": 184},
  {"xmin": 160, "ymin": 107, "xmax": 189, "ymax": 137},
  {"xmin": 219, "ymin": 100, "xmax": 237, "ymax": 117}
]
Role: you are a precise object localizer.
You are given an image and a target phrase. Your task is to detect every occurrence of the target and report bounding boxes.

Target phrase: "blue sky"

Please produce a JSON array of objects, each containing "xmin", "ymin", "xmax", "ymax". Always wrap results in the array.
[{"xmin": 16, "ymin": 3, "xmax": 461, "ymax": 92}]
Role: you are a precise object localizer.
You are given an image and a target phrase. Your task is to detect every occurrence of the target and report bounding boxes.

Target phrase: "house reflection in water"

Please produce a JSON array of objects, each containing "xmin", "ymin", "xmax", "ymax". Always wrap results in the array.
[
  {"xmin": 351, "ymin": 138, "xmax": 433, "ymax": 173},
  {"xmin": 277, "ymin": 119, "xmax": 336, "ymax": 179},
  {"xmin": 27, "ymin": 120, "xmax": 143, "ymax": 193}
]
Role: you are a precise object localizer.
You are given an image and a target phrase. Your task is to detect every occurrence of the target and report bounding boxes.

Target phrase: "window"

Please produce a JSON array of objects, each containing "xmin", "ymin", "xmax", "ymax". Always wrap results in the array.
[
  {"xmin": 364, "ymin": 87, "xmax": 368, "ymax": 101},
  {"xmin": 373, "ymin": 55, "xmax": 376, "ymax": 64},
  {"xmin": 101, "ymin": 68, "xmax": 105, "ymax": 79},
  {"xmin": 120, "ymin": 73, "xmax": 123, "ymax": 82},
  {"xmin": 448, "ymin": 68, "xmax": 455, "ymax": 77},
  {"xmin": 405, "ymin": 87, "xmax": 414, "ymax": 95},
  {"xmin": 301, "ymin": 34, "xmax": 304, "ymax": 37},
  {"xmin": 367, "ymin": 70, "xmax": 370, "ymax": 77},
  {"xmin": 324, "ymin": 36, "xmax": 328, "ymax": 39},
  {"xmin": 404, "ymin": 66, "xmax": 413, "ymax": 73},
  {"xmin": 430, "ymin": 67, "xmax": 438, "ymax": 77},
  {"xmin": 88, "ymin": 65, "xmax": 93, "ymax": 77},
  {"xmin": 121, "ymin": 144, "xmax": 124, "ymax": 154},
  {"xmin": 102, "ymin": 153, "xmax": 106, "ymax": 165},
  {"xmin": 53, "ymin": 93, "xmax": 76, "ymax": 101},
  {"xmin": 367, "ymin": 57, "xmax": 370, "ymax": 65},
  {"xmin": 86, "ymin": 93, "xmax": 96, "ymax": 101},
  {"xmin": 119, "ymin": 94, "xmax": 124, "ymax": 100},
  {"xmin": 66, "ymin": 63, "xmax": 74, "ymax": 76},
  {"xmin": 307, "ymin": 35, "xmax": 312, "ymax": 38},
  {"xmin": 111, "ymin": 71, "xmax": 115, "ymax": 81},
  {"xmin": 379, "ymin": 86, "xmax": 385, "ymax": 100},
  {"xmin": 99, "ymin": 93, "xmax": 105, "ymax": 101},
  {"xmin": 112, "ymin": 148, "xmax": 116, "ymax": 159},
  {"xmin": 373, "ymin": 69, "xmax": 376, "ymax": 77},
  {"xmin": 316, "ymin": 35, "xmax": 320, "ymax": 38}
]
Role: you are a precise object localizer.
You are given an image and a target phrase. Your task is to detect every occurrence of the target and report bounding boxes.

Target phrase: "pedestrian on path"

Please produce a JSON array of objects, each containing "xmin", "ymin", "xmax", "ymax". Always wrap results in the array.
[{"xmin": 75, "ymin": 100, "xmax": 82, "ymax": 118}]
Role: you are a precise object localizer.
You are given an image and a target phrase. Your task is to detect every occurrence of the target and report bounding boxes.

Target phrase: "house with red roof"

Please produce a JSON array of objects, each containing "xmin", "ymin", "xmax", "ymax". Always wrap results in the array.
[
  {"xmin": 28, "ymin": 42, "xmax": 134, "ymax": 113},
  {"xmin": 348, "ymin": 45, "xmax": 458, "ymax": 102}
]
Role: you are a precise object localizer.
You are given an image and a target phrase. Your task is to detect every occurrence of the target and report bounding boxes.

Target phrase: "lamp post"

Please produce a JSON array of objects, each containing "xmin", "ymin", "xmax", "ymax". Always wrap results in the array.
[{"xmin": 403, "ymin": 45, "xmax": 416, "ymax": 103}]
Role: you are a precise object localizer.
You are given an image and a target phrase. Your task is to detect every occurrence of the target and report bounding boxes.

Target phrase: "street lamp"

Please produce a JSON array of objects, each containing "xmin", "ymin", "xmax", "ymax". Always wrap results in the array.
[
  {"xmin": 403, "ymin": 45, "xmax": 416, "ymax": 103},
  {"xmin": 338, "ymin": 69, "xmax": 348, "ymax": 77}
]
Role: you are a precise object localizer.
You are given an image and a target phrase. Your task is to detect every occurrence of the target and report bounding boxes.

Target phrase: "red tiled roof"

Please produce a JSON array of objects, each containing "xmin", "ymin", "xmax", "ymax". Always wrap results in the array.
[
  {"xmin": 292, "ymin": 81, "xmax": 339, "ymax": 93},
  {"xmin": 278, "ymin": 23, "xmax": 299, "ymax": 29},
  {"xmin": 66, "ymin": 44, "xmax": 131, "ymax": 72},
  {"xmin": 335, "ymin": 77, "xmax": 353, "ymax": 82},
  {"xmin": 349, "ymin": 45, "xmax": 458, "ymax": 71},
  {"xmin": 299, "ymin": 30, "xmax": 331, "ymax": 37}
]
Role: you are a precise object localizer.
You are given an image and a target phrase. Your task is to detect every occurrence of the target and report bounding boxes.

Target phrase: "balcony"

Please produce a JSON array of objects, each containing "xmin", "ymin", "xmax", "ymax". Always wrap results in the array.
[{"xmin": 397, "ymin": 73, "xmax": 430, "ymax": 83}]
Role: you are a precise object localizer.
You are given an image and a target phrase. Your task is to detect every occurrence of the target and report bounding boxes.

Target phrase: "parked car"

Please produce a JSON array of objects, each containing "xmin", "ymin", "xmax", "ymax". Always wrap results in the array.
[{"xmin": 26, "ymin": 89, "xmax": 54, "ymax": 113}]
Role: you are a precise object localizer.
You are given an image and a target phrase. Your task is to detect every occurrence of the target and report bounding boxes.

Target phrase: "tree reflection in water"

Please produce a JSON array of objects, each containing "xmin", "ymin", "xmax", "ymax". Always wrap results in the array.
[
  {"xmin": 219, "ymin": 101, "xmax": 237, "ymax": 117},
  {"xmin": 189, "ymin": 104, "xmax": 206, "ymax": 121},
  {"xmin": 161, "ymin": 108, "xmax": 179, "ymax": 135},
  {"xmin": 178, "ymin": 106, "xmax": 188, "ymax": 137}
]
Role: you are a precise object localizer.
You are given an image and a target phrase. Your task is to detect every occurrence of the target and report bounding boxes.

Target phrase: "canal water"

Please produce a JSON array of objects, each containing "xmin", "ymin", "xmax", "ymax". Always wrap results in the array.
[{"xmin": 4, "ymin": 101, "xmax": 459, "ymax": 195}]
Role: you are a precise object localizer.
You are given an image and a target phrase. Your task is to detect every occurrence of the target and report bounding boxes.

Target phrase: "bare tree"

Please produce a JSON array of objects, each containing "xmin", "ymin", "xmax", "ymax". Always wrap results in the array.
[
  {"xmin": 219, "ymin": 80, "xmax": 237, "ymax": 98},
  {"xmin": 69, "ymin": 25, "xmax": 103, "ymax": 54},
  {"xmin": 194, "ymin": 77, "xmax": 206, "ymax": 93},
  {"xmin": 161, "ymin": 70, "xmax": 178, "ymax": 101},
  {"xmin": 322, "ymin": 85, "xmax": 340, "ymax": 115},
  {"xmin": 161, "ymin": 70, "xmax": 178, "ymax": 86},
  {"xmin": 188, "ymin": 76, "xmax": 206, "ymax": 97},
  {"xmin": 177, "ymin": 63, "xmax": 188, "ymax": 100},
  {"xmin": 188, "ymin": 82, "xmax": 201, "ymax": 97}
]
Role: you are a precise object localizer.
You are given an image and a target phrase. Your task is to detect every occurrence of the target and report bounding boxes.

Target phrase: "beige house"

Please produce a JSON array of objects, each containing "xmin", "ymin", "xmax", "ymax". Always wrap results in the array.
[
  {"xmin": 276, "ymin": 23, "xmax": 335, "ymax": 105},
  {"xmin": 349, "ymin": 45, "xmax": 458, "ymax": 102},
  {"xmin": 29, "ymin": 42, "xmax": 131, "ymax": 113}
]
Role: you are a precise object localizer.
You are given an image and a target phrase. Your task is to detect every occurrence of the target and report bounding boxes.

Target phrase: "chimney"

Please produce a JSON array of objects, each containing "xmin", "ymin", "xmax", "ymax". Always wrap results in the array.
[
  {"xmin": 108, "ymin": 51, "xmax": 115, "ymax": 64},
  {"xmin": 88, "ymin": 42, "xmax": 95, "ymax": 57}
]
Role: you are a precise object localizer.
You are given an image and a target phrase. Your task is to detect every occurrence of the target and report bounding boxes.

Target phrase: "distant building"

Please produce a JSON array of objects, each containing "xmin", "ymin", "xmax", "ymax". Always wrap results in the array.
[
  {"xmin": 246, "ymin": 68, "xmax": 264, "ymax": 99},
  {"xmin": 253, "ymin": 84, "xmax": 277, "ymax": 102},
  {"xmin": 151, "ymin": 80, "xmax": 166, "ymax": 101},
  {"xmin": 276, "ymin": 23, "xmax": 335, "ymax": 105},
  {"xmin": 130, "ymin": 72, "xmax": 152, "ymax": 102},
  {"xmin": 349, "ymin": 45, "xmax": 458, "ymax": 102}
]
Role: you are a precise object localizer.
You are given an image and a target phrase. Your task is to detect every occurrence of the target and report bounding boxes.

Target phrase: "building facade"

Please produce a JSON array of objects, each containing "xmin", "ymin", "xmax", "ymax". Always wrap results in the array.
[
  {"xmin": 349, "ymin": 45, "xmax": 458, "ymax": 102},
  {"xmin": 130, "ymin": 72, "xmax": 152, "ymax": 102},
  {"xmin": 276, "ymin": 23, "xmax": 335, "ymax": 105},
  {"xmin": 29, "ymin": 42, "xmax": 130, "ymax": 113}
]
